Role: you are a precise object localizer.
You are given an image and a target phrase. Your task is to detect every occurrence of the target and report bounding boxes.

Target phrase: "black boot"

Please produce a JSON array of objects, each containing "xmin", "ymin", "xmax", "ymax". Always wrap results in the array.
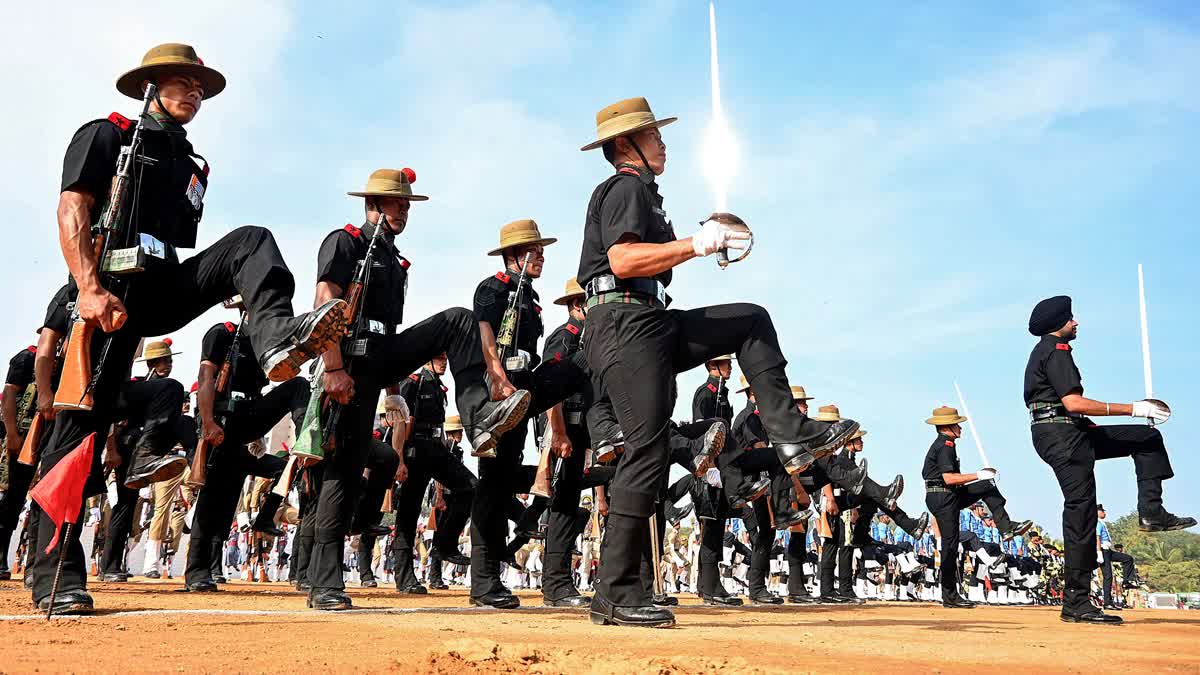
[
  {"xmin": 466, "ymin": 390, "xmax": 532, "ymax": 459},
  {"xmin": 1139, "ymin": 510, "xmax": 1197, "ymax": 532},
  {"xmin": 307, "ymin": 587, "xmax": 353, "ymax": 611},
  {"xmin": 37, "ymin": 590, "xmax": 94, "ymax": 615},
  {"xmin": 260, "ymin": 299, "xmax": 349, "ymax": 382},
  {"xmin": 124, "ymin": 451, "xmax": 187, "ymax": 490},
  {"xmin": 590, "ymin": 592, "xmax": 675, "ymax": 628},
  {"xmin": 777, "ymin": 420, "xmax": 861, "ymax": 475},
  {"xmin": 857, "ymin": 474, "xmax": 903, "ymax": 511},
  {"xmin": 252, "ymin": 492, "xmax": 286, "ymax": 537}
]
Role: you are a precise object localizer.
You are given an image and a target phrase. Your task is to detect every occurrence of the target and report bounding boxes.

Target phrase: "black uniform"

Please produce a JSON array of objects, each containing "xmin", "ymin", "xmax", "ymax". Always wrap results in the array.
[
  {"xmin": 0, "ymin": 346, "xmax": 37, "ymax": 576},
  {"xmin": 390, "ymin": 367, "xmax": 476, "ymax": 591},
  {"xmin": 922, "ymin": 433, "xmax": 1015, "ymax": 599},
  {"xmin": 31, "ymin": 110, "xmax": 311, "ymax": 604},
  {"xmin": 577, "ymin": 163, "xmax": 842, "ymax": 609},
  {"xmin": 468, "ymin": 270, "xmax": 590, "ymax": 601},
  {"xmin": 305, "ymin": 220, "xmax": 499, "ymax": 597},
  {"xmin": 1024, "ymin": 333, "xmax": 1175, "ymax": 614},
  {"xmin": 183, "ymin": 321, "xmax": 310, "ymax": 587}
]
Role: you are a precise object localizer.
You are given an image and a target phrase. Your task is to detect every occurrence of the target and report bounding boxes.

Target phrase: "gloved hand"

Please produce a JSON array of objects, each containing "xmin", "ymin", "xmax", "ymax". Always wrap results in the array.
[
  {"xmin": 704, "ymin": 467, "xmax": 723, "ymax": 488},
  {"xmin": 976, "ymin": 468, "xmax": 998, "ymax": 481},
  {"xmin": 1097, "ymin": 549, "xmax": 1104, "ymax": 564},
  {"xmin": 1132, "ymin": 399, "xmax": 1171, "ymax": 423},
  {"xmin": 383, "ymin": 395, "xmax": 411, "ymax": 430},
  {"xmin": 692, "ymin": 217, "xmax": 751, "ymax": 257}
]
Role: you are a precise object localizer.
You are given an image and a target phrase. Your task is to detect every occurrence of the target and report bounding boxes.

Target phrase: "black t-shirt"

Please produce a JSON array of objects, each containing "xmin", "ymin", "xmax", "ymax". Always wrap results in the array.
[
  {"xmin": 5, "ymin": 347, "xmax": 36, "ymax": 389},
  {"xmin": 731, "ymin": 403, "xmax": 768, "ymax": 453},
  {"xmin": 577, "ymin": 164, "xmax": 676, "ymax": 288},
  {"xmin": 316, "ymin": 222, "xmax": 409, "ymax": 327},
  {"xmin": 1023, "ymin": 335, "xmax": 1083, "ymax": 405},
  {"xmin": 42, "ymin": 283, "xmax": 75, "ymax": 334},
  {"xmin": 541, "ymin": 317, "xmax": 583, "ymax": 364},
  {"xmin": 921, "ymin": 433, "xmax": 961, "ymax": 483},
  {"xmin": 60, "ymin": 114, "xmax": 206, "ymax": 249},
  {"xmin": 692, "ymin": 375, "xmax": 733, "ymax": 425},
  {"xmin": 473, "ymin": 271, "xmax": 544, "ymax": 368},
  {"xmin": 400, "ymin": 368, "xmax": 447, "ymax": 428},
  {"xmin": 200, "ymin": 321, "xmax": 268, "ymax": 398}
]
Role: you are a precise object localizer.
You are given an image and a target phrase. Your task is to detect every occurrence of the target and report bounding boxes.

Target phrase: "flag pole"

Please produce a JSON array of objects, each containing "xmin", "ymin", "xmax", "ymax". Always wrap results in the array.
[{"xmin": 45, "ymin": 521, "xmax": 73, "ymax": 621}]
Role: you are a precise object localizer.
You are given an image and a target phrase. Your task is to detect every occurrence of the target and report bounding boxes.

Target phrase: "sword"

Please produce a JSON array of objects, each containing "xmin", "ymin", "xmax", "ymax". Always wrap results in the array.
[
  {"xmin": 953, "ymin": 381, "xmax": 993, "ymax": 471},
  {"xmin": 1138, "ymin": 264, "xmax": 1155, "ymax": 426}
]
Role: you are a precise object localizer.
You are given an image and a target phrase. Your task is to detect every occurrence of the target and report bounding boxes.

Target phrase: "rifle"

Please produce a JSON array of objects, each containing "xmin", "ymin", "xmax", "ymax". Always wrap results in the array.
[
  {"xmin": 426, "ymin": 483, "xmax": 442, "ymax": 530},
  {"xmin": 495, "ymin": 251, "xmax": 533, "ymax": 373},
  {"xmin": 529, "ymin": 421, "xmax": 555, "ymax": 499},
  {"xmin": 188, "ymin": 312, "xmax": 247, "ymax": 488},
  {"xmin": 54, "ymin": 83, "xmax": 159, "ymax": 412}
]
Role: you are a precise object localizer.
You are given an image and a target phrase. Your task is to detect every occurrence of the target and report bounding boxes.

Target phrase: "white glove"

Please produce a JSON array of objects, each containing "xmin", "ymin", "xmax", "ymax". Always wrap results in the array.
[
  {"xmin": 976, "ymin": 468, "xmax": 998, "ymax": 481},
  {"xmin": 1097, "ymin": 549, "xmax": 1104, "ymax": 564},
  {"xmin": 704, "ymin": 467, "xmax": 723, "ymax": 488},
  {"xmin": 383, "ymin": 395, "xmax": 411, "ymax": 429},
  {"xmin": 1132, "ymin": 399, "xmax": 1171, "ymax": 423},
  {"xmin": 692, "ymin": 219, "xmax": 751, "ymax": 257}
]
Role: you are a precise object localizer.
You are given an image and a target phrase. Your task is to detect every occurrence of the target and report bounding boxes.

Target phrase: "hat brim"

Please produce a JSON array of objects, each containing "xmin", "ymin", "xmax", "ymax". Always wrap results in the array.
[
  {"xmin": 792, "ymin": 395, "xmax": 815, "ymax": 401},
  {"xmin": 925, "ymin": 415, "xmax": 968, "ymax": 426},
  {"xmin": 117, "ymin": 63, "xmax": 227, "ymax": 100},
  {"xmin": 346, "ymin": 190, "xmax": 429, "ymax": 201},
  {"xmin": 580, "ymin": 117, "xmax": 677, "ymax": 152},
  {"xmin": 553, "ymin": 292, "xmax": 585, "ymax": 306},
  {"xmin": 487, "ymin": 237, "xmax": 558, "ymax": 256},
  {"xmin": 814, "ymin": 414, "xmax": 841, "ymax": 422},
  {"xmin": 135, "ymin": 350, "xmax": 183, "ymax": 362}
]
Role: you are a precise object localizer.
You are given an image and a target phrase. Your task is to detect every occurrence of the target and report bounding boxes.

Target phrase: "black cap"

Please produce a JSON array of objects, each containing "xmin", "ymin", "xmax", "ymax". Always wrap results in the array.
[{"xmin": 1029, "ymin": 296, "xmax": 1073, "ymax": 336}]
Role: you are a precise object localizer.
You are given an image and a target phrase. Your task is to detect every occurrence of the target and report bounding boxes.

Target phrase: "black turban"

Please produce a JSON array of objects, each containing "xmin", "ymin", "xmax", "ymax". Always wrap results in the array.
[{"xmin": 1028, "ymin": 295, "xmax": 1073, "ymax": 336}]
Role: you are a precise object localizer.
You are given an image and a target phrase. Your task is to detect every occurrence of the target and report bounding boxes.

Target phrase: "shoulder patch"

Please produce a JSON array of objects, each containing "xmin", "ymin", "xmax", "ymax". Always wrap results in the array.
[
  {"xmin": 399, "ymin": 256, "xmax": 411, "ymax": 270},
  {"xmin": 107, "ymin": 112, "xmax": 132, "ymax": 131},
  {"xmin": 565, "ymin": 323, "xmax": 580, "ymax": 335},
  {"xmin": 27, "ymin": 345, "xmax": 37, "ymax": 353},
  {"xmin": 944, "ymin": 439, "xmax": 955, "ymax": 447},
  {"xmin": 706, "ymin": 383, "xmax": 718, "ymax": 393},
  {"xmin": 1055, "ymin": 343, "xmax": 1071, "ymax": 351},
  {"xmin": 224, "ymin": 321, "xmax": 236, "ymax": 333},
  {"xmin": 409, "ymin": 373, "xmax": 420, "ymax": 382},
  {"xmin": 495, "ymin": 271, "xmax": 511, "ymax": 284},
  {"xmin": 343, "ymin": 223, "xmax": 362, "ymax": 238},
  {"xmin": 441, "ymin": 385, "xmax": 448, "ymax": 393}
]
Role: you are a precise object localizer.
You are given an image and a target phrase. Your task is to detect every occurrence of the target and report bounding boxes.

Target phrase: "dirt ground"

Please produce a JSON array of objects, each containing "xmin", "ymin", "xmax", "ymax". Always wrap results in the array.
[{"xmin": 1, "ymin": 577, "xmax": 1197, "ymax": 674}]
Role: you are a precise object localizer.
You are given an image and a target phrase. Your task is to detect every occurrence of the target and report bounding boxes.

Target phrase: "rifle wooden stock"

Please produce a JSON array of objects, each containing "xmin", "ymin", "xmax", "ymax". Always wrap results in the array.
[
  {"xmin": 187, "ymin": 438, "xmax": 211, "ymax": 488},
  {"xmin": 53, "ymin": 320, "xmax": 95, "ymax": 411},
  {"xmin": 529, "ymin": 439, "xmax": 554, "ymax": 499},
  {"xmin": 426, "ymin": 502, "xmax": 438, "ymax": 531},
  {"xmin": 789, "ymin": 474, "xmax": 811, "ymax": 510},
  {"xmin": 215, "ymin": 360, "xmax": 232, "ymax": 394},
  {"xmin": 272, "ymin": 455, "xmax": 300, "ymax": 498},
  {"xmin": 16, "ymin": 413, "xmax": 43, "ymax": 466},
  {"xmin": 818, "ymin": 508, "xmax": 833, "ymax": 539},
  {"xmin": 381, "ymin": 482, "xmax": 393, "ymax": 513},
  {"xmin": 648, "ymin": 513, "xmax": 663, "ymax": 596}
]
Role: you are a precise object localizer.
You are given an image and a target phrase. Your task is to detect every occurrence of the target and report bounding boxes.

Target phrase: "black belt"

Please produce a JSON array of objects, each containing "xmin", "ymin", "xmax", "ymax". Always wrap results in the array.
[
  {"xmin": 925, "ymin": 485, "xmax": 953, "ymax": 494},
  {"xmin": 583, "ymin": 275, "xmax": 667, "ymax": 309},
  {"xmin": 1028, "ymin": 402, "xmax": 1083, "ymax": 425}
]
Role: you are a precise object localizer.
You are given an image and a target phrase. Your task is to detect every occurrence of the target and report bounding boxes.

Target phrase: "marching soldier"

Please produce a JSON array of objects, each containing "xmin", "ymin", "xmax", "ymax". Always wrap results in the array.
[
  {"xmin": 1024, "ymin": 296, "xmax": 1193, "ymax": 624},
  {"xmin": 922, "ymin": 405, "xmax": 1032, "ymax": 610},
  {"xmin": 0, "ymin": 339, "xmax": 40, "ymax": 580},
  {"xmin": 182, "ymin": 308, "xmax": 311, "ymax": 592},
  {"xmin": 36, "ymin": 43, "xmax": 347, "ymax": 614},
  {"xmin": 577, "ymin": 97, "xmax": 859, "ymax": 627},
  {"xmin": 426, "ymin": 414, "xmax": 471, "ymax": 590},
  {"xmin": 304, "ymin": 169, "xmax": 528, "ymax": 611},
  {"xmin": 391, "ymin": 354, "xmax": 476, "ymax": 594}
]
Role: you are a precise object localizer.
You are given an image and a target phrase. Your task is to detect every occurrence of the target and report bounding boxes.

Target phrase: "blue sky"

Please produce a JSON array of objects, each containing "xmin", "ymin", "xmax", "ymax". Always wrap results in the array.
[{"xmin": 2, "ymin": 1, "xmax": 1197, "ymax": 537}]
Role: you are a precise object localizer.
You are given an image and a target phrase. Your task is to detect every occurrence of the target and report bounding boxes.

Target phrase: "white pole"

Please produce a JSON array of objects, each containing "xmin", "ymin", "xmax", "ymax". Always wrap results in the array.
[
  {"xmin": 954, "ymin": 381, "xmax": 992, "ymax": 468},
  {"xmin": 1138, "ymin": 263, "xmax": 1153, "ymax": 399}
]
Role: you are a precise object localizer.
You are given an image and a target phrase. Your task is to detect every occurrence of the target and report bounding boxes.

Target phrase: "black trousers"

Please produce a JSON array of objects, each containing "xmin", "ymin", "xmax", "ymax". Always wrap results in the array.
[
  {"xmin": 542, "ymin": 424, "xmax": 597, "ymax": 601},
  {"xmin": 925, "ymin": 481, "xmax": 1010, "ymax": 595},
  {"xmin": 391, "ymin": 437, "xmax": 476, "ymax": 589},
  {"xmin": 0, "ymin": 459, "xmax": 36, "ymax": 573},
  {"xmin": 307, "ymin": 307, "xmax": 489, "ymax": 593},
  {"xmin": 1031, "ymin": 421, "xmax": 1172, "ymax": 611},
  {"xmin": 292, "ymin": 467, "xmax": 322, "ymax": 586},
  {"xmin": 469, "ymin": 358, "xmax": 587, "ymax": 598},
  {"xmin": 1102, "ymin": 549, "xmax": 1136, "ymax": 605},
  {"xmin": 819, "ymin": 513, "xmax": 854, "ymax": 597},
  {"xmin": 30, "ymin": 226, "xmax": 302, "ymax": 602},
  {"xmin": 99, "ymin": 459, "xmax": 137, "ymax": 576},
  {"xmin": 786, "ymin": 534, "xmax": 812, "ymax": 596}
]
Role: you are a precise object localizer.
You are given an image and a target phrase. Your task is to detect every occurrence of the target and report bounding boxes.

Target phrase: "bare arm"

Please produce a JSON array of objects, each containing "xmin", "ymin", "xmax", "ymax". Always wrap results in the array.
[
  {"xmin": 545, "ymin": 403, "xmax": 572, "ymax": 458},
  {"xmin": 607, "ymin": 235, "xmax": 696, "ymax": 279},
  {"xmin": 2, "ymin": 384, "xmax": 20, "ymax": 449},
  {"xmin": 57, "ymin": 189, "xmax": 100, "ymax": 295},
  {"xmin": 34, "ymin": 329, "xmax": 61, "ymax": 419},
  {"xmin": 477, "ymin": 321, "xmax": 516, "ymax": 399},
  {"xmin": 1061, "ymin": 392, "xmax": 1132, "ymax": 416},
  {"xmin": 941, "ymin": 472, "xmax": 980, "ymax": 487}
]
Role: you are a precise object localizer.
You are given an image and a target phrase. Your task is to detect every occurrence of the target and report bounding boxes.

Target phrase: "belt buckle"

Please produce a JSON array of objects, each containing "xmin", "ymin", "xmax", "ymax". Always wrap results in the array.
[
  {"xmin": 650, "ymin": 282, "xmax": 666, "ymax": 305},
  {"xmin": 345, "ymin": 338, "xmax": 368, "ymax": 357},
  {"xmin": 504, "ymin": 350, "xmax": 530, "ymax": 373}
]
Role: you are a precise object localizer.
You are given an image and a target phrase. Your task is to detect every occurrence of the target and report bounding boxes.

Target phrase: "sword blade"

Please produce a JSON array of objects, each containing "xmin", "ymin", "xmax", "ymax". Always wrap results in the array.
[
  {"xmin": 954, "ymin": 381, "xmax": 992, "ymax": 469},
  {"xmin": 1138, "ymin": 263, "xmax": 1153, "ymax": 399}
]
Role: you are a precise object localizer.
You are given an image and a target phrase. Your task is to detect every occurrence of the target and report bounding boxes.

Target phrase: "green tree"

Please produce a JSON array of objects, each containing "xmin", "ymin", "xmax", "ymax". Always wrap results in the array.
[{"xmin": 1105, "ymin": 511, "xmax": 1200, "ymax": 593}]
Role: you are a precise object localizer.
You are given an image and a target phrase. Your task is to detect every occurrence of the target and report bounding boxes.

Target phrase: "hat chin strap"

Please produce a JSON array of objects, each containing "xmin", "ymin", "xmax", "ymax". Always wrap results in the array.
[{"xmin": 625, "ymin": 136, "xmax": 654, "ymax": 181}]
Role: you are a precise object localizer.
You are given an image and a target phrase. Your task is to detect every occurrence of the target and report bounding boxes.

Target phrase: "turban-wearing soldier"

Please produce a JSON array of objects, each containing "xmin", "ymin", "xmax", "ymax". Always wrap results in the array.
[
  {"xmin": 577, "ymin": 97, "xmax": 859, "ymax": 627},
  {"xmin": 182, "ymin": 298, "xmax": 311, "ymax": 592},
  {"xmin": 1024, "ymin": 295, "xmax": 1193, "ymax": 624},
  {"xmin": 36, "ymin": 43, "xmax": 347, "ymax": 614},
  {"xmin": 303, "ymin": 169, "xmax": 529, "ymax": 611},
  {"xmin": 922, "ymin": 406, "xmax": 1032, "ymax": 609},
  {"xmin": 389, "ymin": 354, "xmax": 476, "ymax": 595}
]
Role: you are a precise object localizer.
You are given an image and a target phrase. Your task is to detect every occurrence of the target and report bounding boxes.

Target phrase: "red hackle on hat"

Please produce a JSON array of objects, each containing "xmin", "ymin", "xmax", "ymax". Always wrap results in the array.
[
  {"xmin": 163, "ymin": 338, "xmax": 173, "ymax": 346},
  {"xmin": 402, "ymin": 168, "xmax": 416, "ymax": 184}
]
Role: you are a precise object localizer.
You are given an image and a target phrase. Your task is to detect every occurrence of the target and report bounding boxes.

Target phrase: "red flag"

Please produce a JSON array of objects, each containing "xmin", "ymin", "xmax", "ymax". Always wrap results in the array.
[{"xmin": 30, "ymin": 432, "xmax": 96, "ymax": 554}]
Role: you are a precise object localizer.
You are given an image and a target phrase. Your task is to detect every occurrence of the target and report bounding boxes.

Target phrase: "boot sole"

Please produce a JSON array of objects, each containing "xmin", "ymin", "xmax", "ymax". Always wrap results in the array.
[
  {"xmin": 124, "ymin": 456, "xmax": 188, "ymax": 490},
  {"xmin": 306, "ymin": 597, "xmax": 353, "ymax": 611},
  {"xmin": 40, "ymin": 601, "xmax": 94, "ymax": 615},
  {"xmin": 470, "ymin": 597, "xmax": 520, "ymax": 609},
  {"xmin": 470, "ymin": 391, "xmax": 532, "ymax": 458},
  {"xmin": 783, "ymin": 422, "xmax": 862, "ymax": 474},
  {"xmin": 589, "ymin": 611, "xmax": 675, "ymax": 628},
  {"xmin": 1060, "ymin": 614, "xmax": 1122, "ymax": 624},
  {"xmin": 1139, "ymin": 522, "xmax": 1196, "ymax": 532},
  {"xmin": 782, "ymin": 451, "xmax": 816, "ymax": 476},
  {"xmin": 265, "ymin": 301, "xmax": 349, "ymax": 383}
]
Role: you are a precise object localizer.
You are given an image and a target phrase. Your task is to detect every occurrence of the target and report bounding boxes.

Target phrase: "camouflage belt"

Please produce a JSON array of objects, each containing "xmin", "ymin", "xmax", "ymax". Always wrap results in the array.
[
  {"xmin": 584, "ymin": 290, "xmax": 665, "ymax": 310},
  {"xmin": 925, "ymin": 485, "xmax": 954, "ymax": 494}
]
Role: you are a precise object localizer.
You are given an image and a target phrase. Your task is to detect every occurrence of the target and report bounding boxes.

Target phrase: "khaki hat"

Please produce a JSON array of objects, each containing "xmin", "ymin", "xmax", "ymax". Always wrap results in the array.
[
  {"xmin": 814, "ymin": 404, "xmax": 841, "ymax": 422},
  {"xmin": 137, "ymin": 339, "xmax": 181, "ymax": 362},
  {"xmin": 554, "ymin": 277, "xmax": 585, "ymax": 306},
  {"xmin": 347, "ymin": 168, "xmax": 428, "ymax": 201},
  {"xmin": 222, "ymin": 295, "xmax": 244, "ymax": 309},
  {"xmin": 580, "ymin": 97, "xmax": 677, "ymax": 152},
  {"xmin": 926, "ymin": 406, "xmax": 968, "ymax": 426},
  {"xmin": 790, "ymin": 386, "xmax": 814, "ymax": 401},
  {"xmin": 444, "ymin": 415, "xmax": 464, "ymax": 433},
  {"xmin": 488, "ymin": 219, "xmax": 557, "ymax": 256},
  {"xmin": 734, "ymin": 375, "xmax": 750, "ymax": 393},
  {"xmin": 116, "ymin": 43, "xmax": 226, "ymax": 100},
  {"xmin": 850, "ymin": 429, "xmax": 868, "ymax": 440},
  {"xmin": 707, "ymin": 354, "xmax": 734, "ymax": 363}
]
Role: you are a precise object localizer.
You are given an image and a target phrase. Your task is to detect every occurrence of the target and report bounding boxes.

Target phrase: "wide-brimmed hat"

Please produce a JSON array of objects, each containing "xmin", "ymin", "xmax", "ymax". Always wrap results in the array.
[
  {"xmin": 926, "ymin": 406, "xmax": 968, "ymax": 426},
  {"xmin": 347, "ymin": 168, "xmax": 428, "ymax": 201},
  {"xmin": 850, "ymin": 429, "xmax": 868, "ymax": 440},
  {"xmin": 790, "ymin": 386, "xmax": 814, "ymax": 401},
  {"xmin": 580, "ymin": 97, "xmax": 677, "ymax": 152},
  {"xmin": 137, "ymin": 338, "xmax": 181, "ymax": 362},
  {"xmin": 116, "ymin": 43, "xmax": 226, "ymax": 100},
  {"xmin": 554, "ymin": 277, "xmax": 585, "ymax": 306},
  {"xmin": 444, "ymin": 415, "xmax": 464, "ymax": 433},
  {"xmin": 734, "ymin": 375, "xmax": 750, "ymax": 393},
  {"xmin": 488, "ymin": 219, "xmax": 557, "ymax": 256},
  {"xmin": 814, "ymin": 404, "xmax": 841, "ymax": 422},
  {"xmin": 707, "ymin": 354, "xmax": 734, "ymax": 364}
]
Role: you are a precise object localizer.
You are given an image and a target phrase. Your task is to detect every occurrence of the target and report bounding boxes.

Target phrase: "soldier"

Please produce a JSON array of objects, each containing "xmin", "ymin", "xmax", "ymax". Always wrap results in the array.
[
  {"xmin": 469, "ymin": 219, "xmax": 593, "ymax": 609},
  {"xmin": 0, "ymin": 339, "xmax": 39, "ymax": 580},
  {"xmin": 922, "ymin": 406, "xmax": 1032, "ymax": 609},
  {"xmin": 182, "ymin": 309, "xmax": 311, "ymax": 592},
  {"xmin": 304, "ymin": 169, "xmax": 528, "ymax": 611},
  {"xmin": 426, "ymin": 414, "xmax": 470, "ymax": 590},
  {"xmin": 577, "ymin": 97, "xmax": 859, "ymax": 627},
  {"xmin": 390, "ymin": 354, "xmax": 475, "ymax": 595},
  {"xmin": 37, "ymin": 43, "xmax": 347, "ymax": 614},
  {"xmin": 1024, "ymin": 296, "xmax": 1193, "ymax": 623}
]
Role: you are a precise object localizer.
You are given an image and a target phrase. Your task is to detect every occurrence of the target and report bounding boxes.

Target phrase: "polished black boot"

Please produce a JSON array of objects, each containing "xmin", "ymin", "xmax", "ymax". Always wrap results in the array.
[
  {"xmin": 307, "ymin": 587, "xmax": 353, "ymax": 611},
  {"xmin": 590, "ymin": 592, "xmax": 675, "ymax": 628}
]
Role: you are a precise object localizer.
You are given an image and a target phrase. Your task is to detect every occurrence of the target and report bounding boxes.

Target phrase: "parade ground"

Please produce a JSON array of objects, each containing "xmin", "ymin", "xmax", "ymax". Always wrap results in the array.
[{"xmin": 1, "ymin": 579, "xmax": 1197, "ymax": 673}]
